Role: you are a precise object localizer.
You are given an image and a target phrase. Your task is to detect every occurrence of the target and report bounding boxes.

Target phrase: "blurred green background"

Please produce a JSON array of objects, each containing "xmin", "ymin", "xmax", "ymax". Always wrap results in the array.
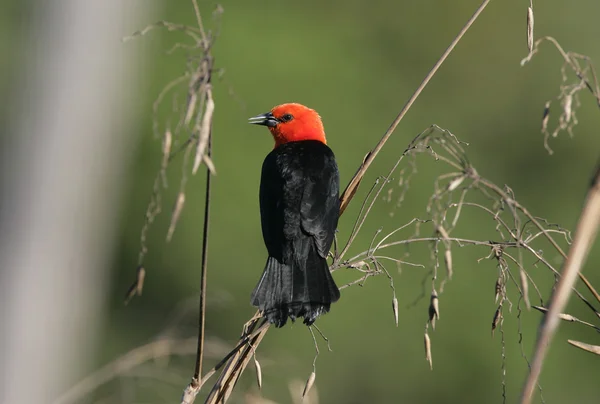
[{"xmin": 4, "ymin": 0, "xmax": 600, "ymax": 403}]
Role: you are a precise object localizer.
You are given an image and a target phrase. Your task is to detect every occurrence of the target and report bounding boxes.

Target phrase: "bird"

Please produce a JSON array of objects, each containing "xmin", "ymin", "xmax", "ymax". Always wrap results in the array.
[{"xmin": 248, "ymin": 103, "xmax": 341, "ymax": 327}]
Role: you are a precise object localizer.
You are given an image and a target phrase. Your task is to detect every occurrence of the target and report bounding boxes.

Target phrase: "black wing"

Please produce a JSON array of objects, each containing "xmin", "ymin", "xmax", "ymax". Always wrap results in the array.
[
  {"xmin": 259, "ymin": 151, "xmax": 285, "ymax": 260},
  {"xmin": 299, "ymin": 145, "xmax": 340, "ymax": 259}
]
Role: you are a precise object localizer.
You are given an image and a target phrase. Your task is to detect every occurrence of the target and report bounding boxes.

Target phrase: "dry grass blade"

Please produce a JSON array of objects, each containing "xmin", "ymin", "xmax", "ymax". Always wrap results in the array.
[
  {"xmin": 520, "ymin": 162, "xmax": 600, "ymax": 404},
  {"xmin": 567, "ymin": 340, "xmax": 600, "ymax": 356}
]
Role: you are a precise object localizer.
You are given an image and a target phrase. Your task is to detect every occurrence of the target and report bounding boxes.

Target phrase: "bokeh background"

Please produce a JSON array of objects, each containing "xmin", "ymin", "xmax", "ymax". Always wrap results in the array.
[{"xmin": 1, "ymin": 1, "xmax": 599, "ymax": 403}]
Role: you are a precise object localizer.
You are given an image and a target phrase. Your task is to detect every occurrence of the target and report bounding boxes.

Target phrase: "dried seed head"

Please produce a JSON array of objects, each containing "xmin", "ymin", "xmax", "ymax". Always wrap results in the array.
[
  {"xmin": 533, "ymin": 305, "xmax": 579, "ymax": 323},
  {"xmin": 302, "ymin": 371, "xmax": 316, "ymax": 400},
  {"xmin": 392, "ymin": 296, "xmax": 399, "ymax": 327},
  {"xmin": 559, "ymin": 313, "xmax": 577, "ymax": 322},
  {"xmin": 527, "ymin": 7, "xmax": 534, "ymax": 53},
  {"xmin": 444, "ymin": 249, "xmax": 453, "ymax": 280},
  {"xmin": 447, "ymin": 175, "xmax": 465, "ymax": 192},
  {"xmin": 254, "ymin": 356, "xmax": 262, "ymax": 390},
  {"xmin": 563, "ymin": 94, "xmax": 573, "ymax": 123},
  {"xmin": 424, "ymin": 332, "xmax": 433, "ymax": 370},
  {"xmin": 492, "ymin": 305, "xmax": 503, "ymax": 335},
  {"xmin": 166, "ymin": 192, "xmax": 186, "ymax": 242}
]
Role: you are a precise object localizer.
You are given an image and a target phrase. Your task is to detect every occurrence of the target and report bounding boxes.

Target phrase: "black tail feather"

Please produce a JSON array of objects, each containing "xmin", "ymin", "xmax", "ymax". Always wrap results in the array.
[{"xmin": 251, "ymin": 242, "xmax": 340, "ymax": 327}]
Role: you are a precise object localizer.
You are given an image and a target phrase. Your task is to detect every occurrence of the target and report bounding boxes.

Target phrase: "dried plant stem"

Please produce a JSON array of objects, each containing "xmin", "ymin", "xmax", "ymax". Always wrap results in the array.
[
  {"xmin": 339, "ymin": 0, "xmax": 493, "ymax": 214},
  {"xmin": 196, "ymin": 132, "xmax": 213, "ymax": 379},
  {"xmin": 181, "ymin": 105, "xmax": 214, "ymax": 404},
  {"xmin": 205, "ymin": 318, "xmax": 269, "ymax": 403},
  {"xmin": 520, "ymin": 163, "xmax": 600, "ymax": 404}
]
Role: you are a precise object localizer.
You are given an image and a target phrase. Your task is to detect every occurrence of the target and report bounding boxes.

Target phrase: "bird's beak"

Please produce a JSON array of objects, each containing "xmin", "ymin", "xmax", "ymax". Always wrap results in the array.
[{"xmin": 248, "ymin": 112, "xmax": 279, "ymax": 127}]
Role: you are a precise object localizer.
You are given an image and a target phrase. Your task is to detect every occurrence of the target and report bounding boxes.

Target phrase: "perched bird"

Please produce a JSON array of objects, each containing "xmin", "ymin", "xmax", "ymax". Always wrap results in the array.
[{"xmin": 249, "ymin": 103, "xmax": 341, "ymax": 327}]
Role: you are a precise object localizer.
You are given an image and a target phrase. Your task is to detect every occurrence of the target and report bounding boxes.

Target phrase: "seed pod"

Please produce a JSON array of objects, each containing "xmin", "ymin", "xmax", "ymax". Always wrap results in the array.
[
  {"xmin": 135, "ymin": 266, "xmax": 146, "ymax": 295},
  {"xmin": 424, "ymin": 332, "xmax": 433, "ymax": 370},
  {"xmin": 392, "ymin": 296, "xmax": 399, "ymax": 327},
  {"xmin": 302, "ymin": 371, "xmax": 316, "ymax": 399},
  {"xmin": 254, "ymin": 356, "xmax": 262, "ymax": 390},
  {"xmin": 166, "ymin": 192, "xmax": 186, "ymax": 242},
  {"xmin": 447, "ymin": 175, "xmax": 465, "ymax": 192},
  {"xmin": 444, "ymin": 249, "xmax": 453, "ymax": 280},
  {"xmin": 563, "ymin": 94, "xmax": 573, "ymax": 124},
  {"xmin": 429, "ymin": 290, "xmax": 440, "ymax": 329},
  {"xmin": 527, "ymin": 7, "xmax": 534, "ymax": 53},
  {"xmin": 203, "ymin": 154, "xmax": 217, "ymax": 175},
  {"xmin": 162, "ymin": 128, "xmax": 172, "ymax": 169},
  {"xmin": 492, "ymin": 305, "xmax": 503, "ymax": 335},
  {"xmin": 184, "ymin": 91, "xmax": 198, "ymax": 126},
  {"xmin": 559, "ymin": 313, "xmax": 577, "ymax": 322},
  {"xmin": 541, "ymin": 101, "xmax": 551, "ymax": 133},
  {"xmin": 494, "ymin": 276, "xmax": 502, "ymax": 304},
  {"xmin": 568, "ymin": 340, "xmax": 600, "ymax": 355}
]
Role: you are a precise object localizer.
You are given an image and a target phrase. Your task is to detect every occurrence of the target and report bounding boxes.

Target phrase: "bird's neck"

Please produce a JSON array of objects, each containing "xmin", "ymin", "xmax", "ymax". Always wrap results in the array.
[{"xmin": 271, "ymin": 129, "xmax": 327, "ymax": 148}]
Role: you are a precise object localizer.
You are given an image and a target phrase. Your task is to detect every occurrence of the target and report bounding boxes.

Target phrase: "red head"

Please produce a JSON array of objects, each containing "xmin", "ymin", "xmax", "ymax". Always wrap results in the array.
[{"xmin": 249, "ymin": 103, "xmax": 326, "ymax": 148}]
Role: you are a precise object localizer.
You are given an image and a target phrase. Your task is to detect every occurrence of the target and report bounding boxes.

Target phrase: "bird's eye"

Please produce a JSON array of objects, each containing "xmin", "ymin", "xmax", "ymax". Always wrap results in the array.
[{"xmin": 280, "ymin": 114, "xmax": 294, "ymax": 122}]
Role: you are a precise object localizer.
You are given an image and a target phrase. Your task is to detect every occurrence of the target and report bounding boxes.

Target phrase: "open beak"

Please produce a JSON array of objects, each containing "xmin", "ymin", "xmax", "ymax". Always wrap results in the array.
[{"xmin": 248, "ymin": 112, "xmax": 279, "ymax": 127}]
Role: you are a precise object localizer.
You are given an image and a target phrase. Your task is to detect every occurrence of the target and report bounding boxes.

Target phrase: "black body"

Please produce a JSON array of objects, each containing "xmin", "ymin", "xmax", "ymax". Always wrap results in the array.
[{"xmin": 251, "ymin": 140, "xmax": 341, "ymax": 327}]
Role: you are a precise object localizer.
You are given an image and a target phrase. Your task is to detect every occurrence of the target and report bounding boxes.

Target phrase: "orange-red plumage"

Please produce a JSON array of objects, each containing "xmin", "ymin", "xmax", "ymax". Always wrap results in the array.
[{"xmin": 267, "ymin": 103, "xmax": 327, "ymax": 147}]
